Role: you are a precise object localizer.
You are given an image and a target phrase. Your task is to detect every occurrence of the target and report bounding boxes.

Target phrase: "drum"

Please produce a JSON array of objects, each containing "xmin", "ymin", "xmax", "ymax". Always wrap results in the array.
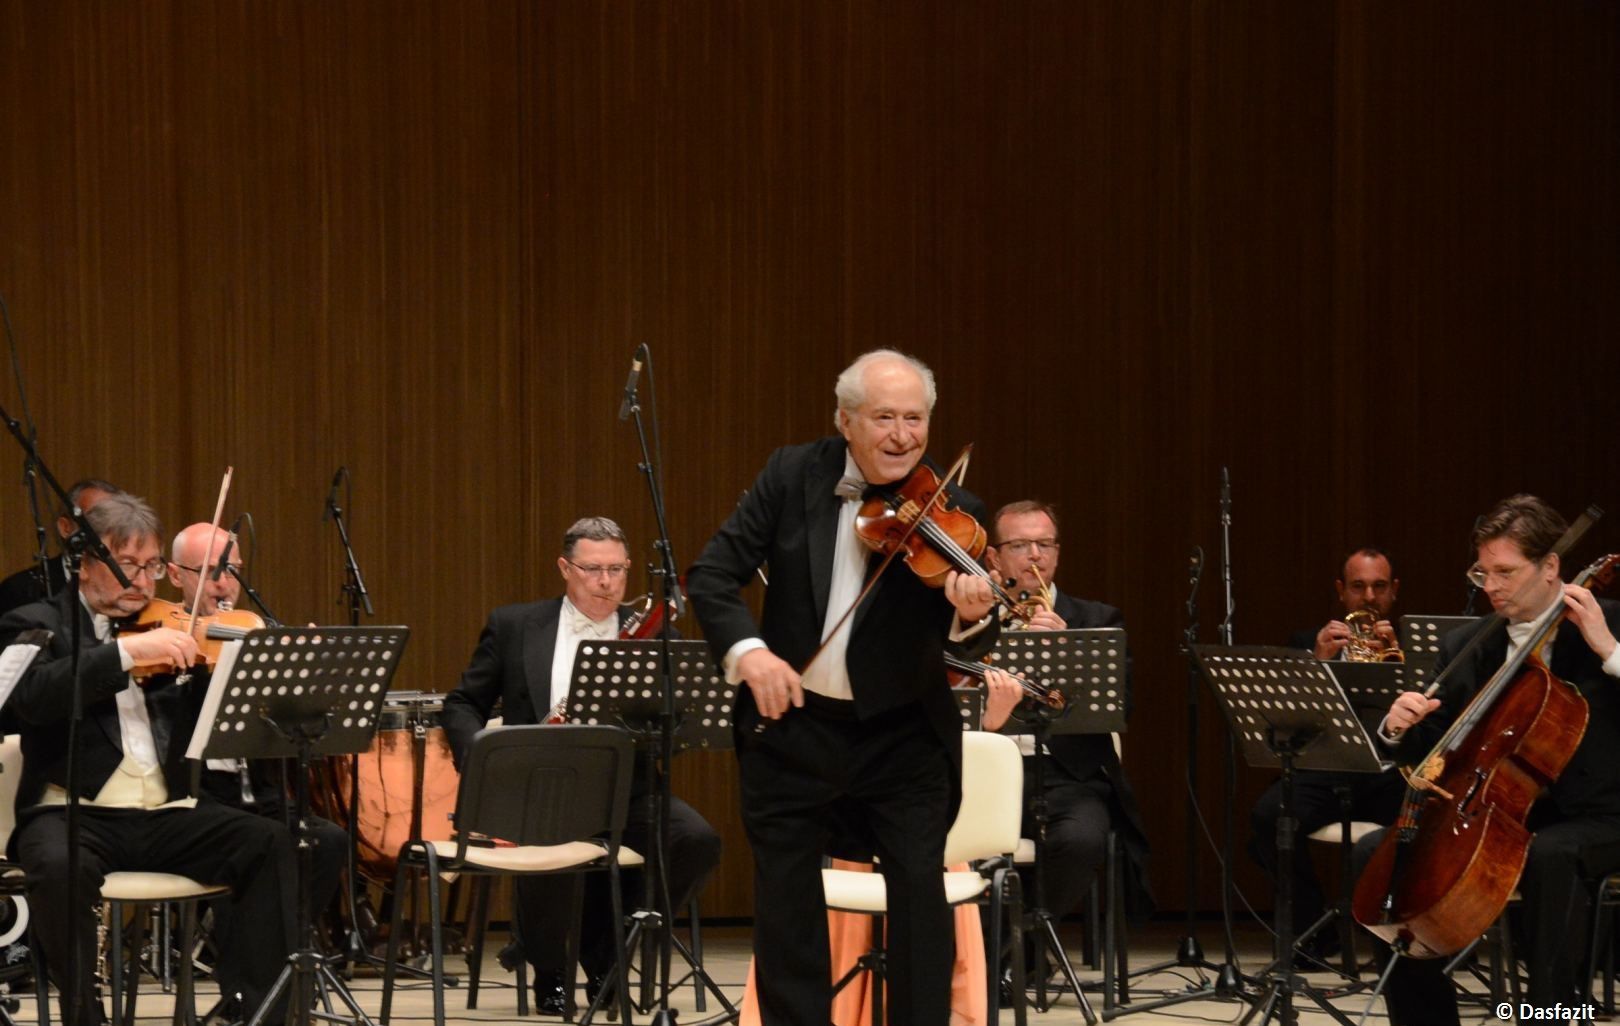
[{"xmin": 310, "ymin": 690, "xmax": 461, "ymax": 884}]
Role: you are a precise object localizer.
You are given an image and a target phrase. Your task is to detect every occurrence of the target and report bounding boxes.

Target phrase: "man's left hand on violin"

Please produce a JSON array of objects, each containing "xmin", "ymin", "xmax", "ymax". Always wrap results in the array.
[
  {"xmin": 980, "ymin": 667, "xmax": 1024, "ymax": 731},
  {"xmin": 944, "ymin": 569, "xmax": 994, "ymax": 625}
]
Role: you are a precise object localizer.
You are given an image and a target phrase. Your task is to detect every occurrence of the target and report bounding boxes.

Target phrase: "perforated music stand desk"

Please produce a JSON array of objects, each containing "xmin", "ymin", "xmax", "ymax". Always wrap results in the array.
[
  {"xmin": 1400, "ymin": 614, "xmax": 1481, "ymax": 693},
  {"xmin": 187, "ymin": 626, "xmax": 411, "ymax": 1026},
  {"xmin": 983, "ymin": 627, "xmax": 1128, "ymax": 737},
  {"xmin": 1194, "ymin": 645, "xmax": 1387, "ymax": 775},
  {"xmin": 567, "ymin": 638, "xmax": 733, "ymax": 751},
  {"xmin": 1195, "ymin": 645, "xmax": 1384, "ymax": 1026}
]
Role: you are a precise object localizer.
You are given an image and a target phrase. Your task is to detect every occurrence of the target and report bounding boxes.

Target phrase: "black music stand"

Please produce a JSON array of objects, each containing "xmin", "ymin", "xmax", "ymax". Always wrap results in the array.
[
  {"xmin": 1195, "ymin": 645, "xmax": 1388, "ymax": 1026},
  {"xmin": 1399, "ymin": 615, "xmax": 1480, "ymax": 693},
  {"xmin": 989, "ymin": 628, "xmax": 1126, "ymax": 1024},
  {"xmin": 186, "ymin": 626, "xmax": 409, "ymax": 1026},
  {"xmin": 567, "ymin": 638, "xmax": 737, "ymax": 1023}
]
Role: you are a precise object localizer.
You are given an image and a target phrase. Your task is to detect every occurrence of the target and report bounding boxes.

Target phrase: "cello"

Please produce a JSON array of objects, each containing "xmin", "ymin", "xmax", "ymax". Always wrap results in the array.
[{"xmin": 1352, "ymin": 549, "xmax": 1620, "ymax": 957}]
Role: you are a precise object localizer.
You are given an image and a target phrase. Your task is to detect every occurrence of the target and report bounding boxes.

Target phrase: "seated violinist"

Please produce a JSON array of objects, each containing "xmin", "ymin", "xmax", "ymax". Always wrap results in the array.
[
  {"xmin": 165, "ymin": 522, "xmax": 349, "ymax": 1019},
  {"xmin": 0, "ymin": 494, "xmax": 296, "ymax": 1026},
  {"xmin": 441, "ymin": 516, "xmax": 721, "ymax": 1014},
  {"xmin": 1353, "ymin": 495, "xmax": 1620, "ymax": 1026}
]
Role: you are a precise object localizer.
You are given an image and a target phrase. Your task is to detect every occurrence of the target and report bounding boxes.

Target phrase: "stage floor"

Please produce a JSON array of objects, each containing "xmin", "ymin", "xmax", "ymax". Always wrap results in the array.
[{"xmin": 9, "ymin": 920, "xmax": 1498, "ymax": 1024}]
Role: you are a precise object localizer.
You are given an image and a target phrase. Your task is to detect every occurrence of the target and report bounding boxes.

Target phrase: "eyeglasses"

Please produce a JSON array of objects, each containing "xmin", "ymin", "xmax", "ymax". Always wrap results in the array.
[
  {"xmin": 111, "ymin": 559, "xmax": 167, "ymax": 582},
  {"xmin": 996, "ymin": 538, "xmax": 1059, "ymax": 557},
  {"xmin": 566, "ymin": 560, "xmax": 631, "ymax": 579},
  {"xmin": 172, "ymin": 563, "xmax": 244, "ymax": 577},
  {"xmin": 1465, "ymin": 560, "xmax": 1538, "ymax": 589}
]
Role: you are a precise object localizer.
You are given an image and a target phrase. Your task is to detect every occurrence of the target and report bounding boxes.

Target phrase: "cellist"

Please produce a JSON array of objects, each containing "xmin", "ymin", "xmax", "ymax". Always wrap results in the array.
[{"xmin": 1354, "ymin": 495, "xmax": 1620, "ymax": 1025}]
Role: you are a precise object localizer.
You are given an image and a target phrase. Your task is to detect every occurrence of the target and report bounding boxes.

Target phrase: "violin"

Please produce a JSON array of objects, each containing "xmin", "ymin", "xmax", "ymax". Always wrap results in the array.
[
  {"xmin": 944, "ymin": 652, "xmax": 1065, "ymax": 710},
  {"xmin": 853, "ymin": 461, "xmax": 1029, "ymax": 620},
  {"xmin": 117, "ymin": 597, "xmax": 266, "ymax": 681}
]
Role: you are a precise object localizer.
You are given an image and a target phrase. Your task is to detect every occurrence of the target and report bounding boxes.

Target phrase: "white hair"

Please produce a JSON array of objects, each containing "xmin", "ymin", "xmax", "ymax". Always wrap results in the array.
[{"xmin": 831, "ymin": 349, "xmax": 937, "ymax": 429}]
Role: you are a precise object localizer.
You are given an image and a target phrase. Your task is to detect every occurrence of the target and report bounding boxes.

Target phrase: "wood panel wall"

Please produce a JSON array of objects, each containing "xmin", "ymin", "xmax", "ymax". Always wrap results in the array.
[{"xmin": 2, "ymin": 1, "xmax": 1616, "ymax": 921}]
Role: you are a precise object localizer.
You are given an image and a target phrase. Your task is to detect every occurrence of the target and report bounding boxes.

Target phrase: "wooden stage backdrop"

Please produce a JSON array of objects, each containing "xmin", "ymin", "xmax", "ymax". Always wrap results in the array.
[{"xmin": 2, "ymin": 2, "xmax": 1616, "ymax": 922}]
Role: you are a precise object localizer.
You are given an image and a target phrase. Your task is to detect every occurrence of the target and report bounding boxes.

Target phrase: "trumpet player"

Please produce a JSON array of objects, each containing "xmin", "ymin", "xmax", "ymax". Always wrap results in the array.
[
  {"xmin": 1247, "ymin": 546, "xmax": 1408, "ymax": 964},
  {"xmin": 982, "ymin": 501, "xmax": 1153, "ymax": 981},
  {"xmin": 1304, "ymin": 547, "xmax": 1401, "ymax": 660}
]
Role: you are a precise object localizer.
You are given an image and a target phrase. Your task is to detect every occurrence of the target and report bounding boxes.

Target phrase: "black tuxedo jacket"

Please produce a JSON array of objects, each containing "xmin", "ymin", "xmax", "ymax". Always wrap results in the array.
[
  {"xmin": 441, "ymin": 597, "xmax": 631, "ymax": 770},
  {"xmin": 1393, "ymin": 598, "xmax": 1620, "ymax": 820},
  {"xmin": 1044, "ymin": 589, "xmax": 1153, "ymax": 912},
  {"xmin": 1045, "ymin": 590, "xmax": 1132, "ymax": 784},
  {"xmin": 0, "ymin": 588, "xmax": 203, "ymax": 818},
  {"xmin": 0, "ymin": 558, "xmax": 67, "ymax": 620},
  {"xmin": 686, "ymin": 436, "xmax": 998, "ymax": 758}
]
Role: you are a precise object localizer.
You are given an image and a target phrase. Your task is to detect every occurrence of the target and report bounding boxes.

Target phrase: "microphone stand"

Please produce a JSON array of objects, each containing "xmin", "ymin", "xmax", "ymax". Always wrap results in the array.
[
  {"xmin": 1215, "ymin": 468, "xmax": 1243, "ymax": 991},
  {"xmin": 616, "ymin": 346, "xmax": 734, "ymax": 1025},
  {"xmin": 226, "ymin": 566, "xmax": 281, "ymax": 626},
  {"xmin": 3, "ymin": 294, "xmax": 52, "ymax": 600},
  {"xmin": 1103, "ymin": 472, "xmax": 1254, "ymax": 1021},
  {"xmin": 325, "ymin": 476, "xmax": 440, "ymax": 984},
  {"xmin": 1, "ymin": 397, "xmax": 133, "ymax": 1026}
]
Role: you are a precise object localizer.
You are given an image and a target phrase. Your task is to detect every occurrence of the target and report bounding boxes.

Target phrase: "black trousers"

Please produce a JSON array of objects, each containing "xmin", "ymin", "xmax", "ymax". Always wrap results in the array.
[
  {"xmin": 1019, "ymin": 760, "xmax": 1111, "ymax": 923},
  {"xmin": 14, "ymin": 801, "xmax": 297, "ymax": 1024},
  {"xmin": 515, "ymin": 793, "xmax": 721, "ymax": 981},
  {"xmin": 1353, "ymin": 813, "xmax": 1620, "ymax": 1025},
  {"xmin": 738, "ymin": 696, "xmax": 954, "ymax": 1026},
  {"xmin": 1249, "ymin": 768, "xmax": 1405, "ymax": 936}
]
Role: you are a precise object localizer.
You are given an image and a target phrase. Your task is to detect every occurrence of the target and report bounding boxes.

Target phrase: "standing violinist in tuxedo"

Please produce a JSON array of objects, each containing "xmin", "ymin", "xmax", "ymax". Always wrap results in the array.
[
  {"xmin": 0, "ymin": 494, "xmax": 296, "ymax": 1026},
  {"xmin": 1354, "ymin": 495, "xmax": 1620, "ymax": 1025},
  {"xmin": 981, "ymin": 501, "xmax": 1152, "ymax": 950},
  {"xmin": 687, "ymin": 349, "xmax": 999, "ymax": 1026},
  {"xmin": 441, "ymin": 516, "xmax": 721, "ymax": 1014}
]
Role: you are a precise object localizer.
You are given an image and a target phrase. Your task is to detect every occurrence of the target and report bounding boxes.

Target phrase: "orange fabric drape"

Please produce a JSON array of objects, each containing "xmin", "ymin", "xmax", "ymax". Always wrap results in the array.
[{"xmin": 738, "ymin": 859, "xmax": 988, "ymax": 1026}]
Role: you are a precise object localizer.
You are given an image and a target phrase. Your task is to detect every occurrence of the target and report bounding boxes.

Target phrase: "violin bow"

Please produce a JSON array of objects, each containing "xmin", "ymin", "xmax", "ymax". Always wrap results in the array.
[{"xmin": 183, "ymin": 466, "xmax": 235, "ymax": 637}]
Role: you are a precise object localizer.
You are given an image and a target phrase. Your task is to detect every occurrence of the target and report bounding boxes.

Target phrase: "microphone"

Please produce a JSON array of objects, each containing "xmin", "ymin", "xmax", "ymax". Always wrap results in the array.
[
  {"xmin": 322, "ymin": 467, "xmax": 344, "ymax": 522},
  {"xmin": 1220, "ymin": 466, "xmax": 1231, "ymax": 523},
  {"xmin": 212, "ymin": 508, "xmax": 246, "ymax": 580},
  {"xmin": 617, "ymin": 345, "xmax": 645, "ymax": 421}
]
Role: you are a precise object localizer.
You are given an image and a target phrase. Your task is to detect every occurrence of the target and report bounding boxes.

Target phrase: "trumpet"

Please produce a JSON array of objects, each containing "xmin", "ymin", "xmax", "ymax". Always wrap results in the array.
[
  {"xmin": 1344, "ymin": 608, "xmax": 1404, "ymax": 663},
  {"xmin": 1004, "ymin": 564, "xmax": 1056, "ymax": 628}
]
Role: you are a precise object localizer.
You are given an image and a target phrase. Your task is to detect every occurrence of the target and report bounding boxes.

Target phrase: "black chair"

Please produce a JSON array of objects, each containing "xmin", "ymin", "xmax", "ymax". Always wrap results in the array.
[{"xmin": 379, "ymin": 724, "xmax": 635, "ymax": 1026}]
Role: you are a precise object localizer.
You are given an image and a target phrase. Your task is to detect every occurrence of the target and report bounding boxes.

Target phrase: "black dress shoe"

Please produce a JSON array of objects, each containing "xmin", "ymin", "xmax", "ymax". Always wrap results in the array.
[
  {"xmin": 534, "ymin": 970, "xmax": 569, "ymax": 1015},
  {"xmin": 584, "ymin": 969, "xmax": 607, "ymax": 1007}
]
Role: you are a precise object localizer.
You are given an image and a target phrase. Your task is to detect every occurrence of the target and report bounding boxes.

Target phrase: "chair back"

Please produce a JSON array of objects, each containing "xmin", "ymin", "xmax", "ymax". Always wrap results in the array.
[
  {"xmin": 943, "ymin": 730, "xmax": 1022, "ymax": 865},
  {"xmin": 454, "ymin": 724, "xmax": 634, "ymax": 849},
  {"xmin": 0, "ymin": 735, "xmax": 21, "ymax": 851}
]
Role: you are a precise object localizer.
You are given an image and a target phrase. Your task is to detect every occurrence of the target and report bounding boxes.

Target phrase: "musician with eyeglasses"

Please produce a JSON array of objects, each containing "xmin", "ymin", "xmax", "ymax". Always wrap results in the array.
[
  {"xmin": 1248, "ymin": 547, "xmax": 1409, "ymax": 965},
  {"xmin": 162, "ymin": 522, "xmax": 351, "ymax": 1018},
  {"xmin": 0, "ymin": 494, "xmax": 296, "ymax": 1026},
  {"xmin": 441, "ymin": 516, "xmax": 721, "ymax": 1015},
  {"xmin": 1352, "ymin": 495, "xmax": 1620, "ymax": 1026},
  {"xmin": 980, "ymin": 501, "xmax": 1153, "ymax": 977}
]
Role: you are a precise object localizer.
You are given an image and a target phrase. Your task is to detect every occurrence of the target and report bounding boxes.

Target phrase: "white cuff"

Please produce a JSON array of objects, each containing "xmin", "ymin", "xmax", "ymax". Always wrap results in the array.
[
  {"xmin": 948, "ymin": 610, "xmax": 992, "ymax": 643},
  {"xmin": 1375, "ymin": 716, "xmax": 1403, "ymax": 747},
  {"xmin": 1603, "ymin": 644, "xmax": 1620, "ymax": 679},
  {"xmin": 115, "ymin": 639, "xmax": 134, "ymax": 673},
  {"xmin": 722, "ymin": 638, "xmax": 768, "ymax": 685}
]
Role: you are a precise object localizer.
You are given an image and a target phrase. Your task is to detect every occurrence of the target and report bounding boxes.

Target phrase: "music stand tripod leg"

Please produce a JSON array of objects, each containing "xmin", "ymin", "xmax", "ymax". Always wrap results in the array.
[{"xmin": 1018, "ymin": 711, "xmax": 1097, "ymax": 1025}]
